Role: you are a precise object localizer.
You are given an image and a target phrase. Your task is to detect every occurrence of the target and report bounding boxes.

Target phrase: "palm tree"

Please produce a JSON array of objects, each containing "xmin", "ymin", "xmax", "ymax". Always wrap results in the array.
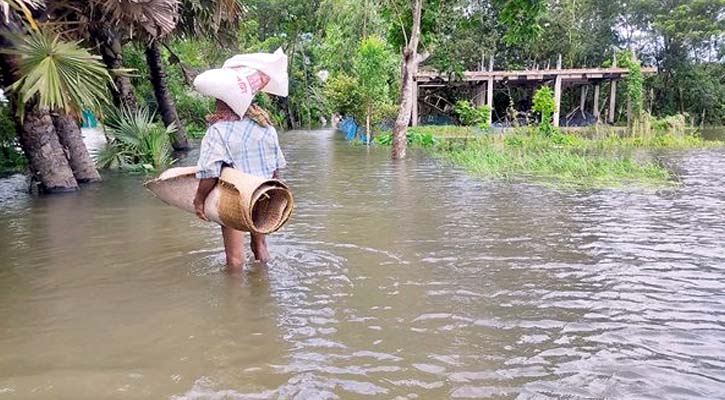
[
  {"xmin": 42, "ymin": 0, "xmax": 190, "ymax": 150},
  {"xmin": 1, "ymin": 2, "xmax": 73, "ymax": 193},
  {"xmin": 94, "ymin": 26, "xmax": 139, "ymax": 112},
  {"xmin": 4, "ymin": 0, "xmax": 245, "ymax": 184},
  {"xmin": 99, "ymin": 0, "xmax": 189, "ymax": 150},
  {"xmin": 2, "ymin": 28, "xmax": 112, "ymax": 189},
  {"xmin": 48, "ymin": 0, "xmax": 245, "ymax": 153}
]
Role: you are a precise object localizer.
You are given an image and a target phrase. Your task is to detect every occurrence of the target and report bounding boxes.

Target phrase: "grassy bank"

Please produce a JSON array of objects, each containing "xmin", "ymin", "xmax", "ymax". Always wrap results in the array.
[{"xmin": 403, "ymin": 125, "xmax": 721, "ymax": 188}]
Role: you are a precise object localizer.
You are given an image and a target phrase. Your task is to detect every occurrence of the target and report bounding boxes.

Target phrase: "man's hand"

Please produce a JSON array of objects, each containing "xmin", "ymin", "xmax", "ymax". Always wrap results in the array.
[
  {"xmin": 194, "ymin": 198, "xmax": 209, "ymax": 221},
  {"xmin": 194, "ymin": 177, "xmax": 218, "ymax": 222}
]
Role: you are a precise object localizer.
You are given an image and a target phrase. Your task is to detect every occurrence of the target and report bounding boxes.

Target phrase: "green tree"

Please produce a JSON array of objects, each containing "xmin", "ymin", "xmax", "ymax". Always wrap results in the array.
[
  {"xmin": 628, "ymin": 0, "xmax": 724, "ymax": 124},
  {"xmin": 355, "ymin": 36, "xmax": 394, "ymax": 143},
  {"xmin": 324, "ymin": 73, "xmax": 364, "ymax": 119},
  {"xmin": 615, "ymin": 51, "xmax": 645, "ymax": 124}
]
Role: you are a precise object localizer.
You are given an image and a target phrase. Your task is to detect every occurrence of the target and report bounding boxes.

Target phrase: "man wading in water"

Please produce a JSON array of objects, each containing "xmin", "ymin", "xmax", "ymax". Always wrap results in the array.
[{"xmin": 193, "ymin": 65, "xmax": 287, "ymax": 268}]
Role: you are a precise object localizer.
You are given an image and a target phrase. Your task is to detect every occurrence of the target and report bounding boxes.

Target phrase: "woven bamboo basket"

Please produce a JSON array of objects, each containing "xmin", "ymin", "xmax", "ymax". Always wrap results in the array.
[{"xmin": 144, "ymin": 166, "xmax": 294, "ymax": 234}]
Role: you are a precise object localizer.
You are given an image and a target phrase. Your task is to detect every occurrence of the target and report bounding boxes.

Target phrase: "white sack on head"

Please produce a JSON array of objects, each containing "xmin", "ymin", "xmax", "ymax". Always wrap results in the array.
[
  {"xmin": 222, "ymin": 48, "xmax": 289, "ymax": 97},
  {"xmin": 193, "ymin": 67, "xmax": 257, "ymax": 119},
  {"xmin": 193, "ymin": 49, "xmax": 289, "ymax": 118}
]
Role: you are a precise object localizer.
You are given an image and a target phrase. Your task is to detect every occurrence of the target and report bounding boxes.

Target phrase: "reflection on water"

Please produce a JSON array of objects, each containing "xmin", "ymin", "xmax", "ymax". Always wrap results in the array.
[{"xmin": 1, "ymin": 130, "xmax": 725, "ymax": 399}]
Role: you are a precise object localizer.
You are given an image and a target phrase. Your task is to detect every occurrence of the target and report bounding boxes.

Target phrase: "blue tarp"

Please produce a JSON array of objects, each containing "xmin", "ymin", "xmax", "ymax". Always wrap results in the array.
[
  {"xmin": 338, "ymin": 117, "xmax": 371, "ymax": 144},
  {"xmin": 81, "ymin": 110, "xmax": 98, "ymax": 128}
]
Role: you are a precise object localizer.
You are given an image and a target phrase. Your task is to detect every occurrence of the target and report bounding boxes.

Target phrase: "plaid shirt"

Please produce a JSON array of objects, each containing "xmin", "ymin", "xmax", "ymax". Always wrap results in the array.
[{"xmin": 196, "ymin": 118, "xmax": 286, "ymax": 179}]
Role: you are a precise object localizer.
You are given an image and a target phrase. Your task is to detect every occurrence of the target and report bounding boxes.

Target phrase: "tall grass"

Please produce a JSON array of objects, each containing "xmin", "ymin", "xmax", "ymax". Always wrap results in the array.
[
  {"xmin": 424, "ymin": 122, "xmax": 720, "ymax": 188},
  {"xmin": 438, "ymin": 134, "xmax": 671, "ymax": 187}
]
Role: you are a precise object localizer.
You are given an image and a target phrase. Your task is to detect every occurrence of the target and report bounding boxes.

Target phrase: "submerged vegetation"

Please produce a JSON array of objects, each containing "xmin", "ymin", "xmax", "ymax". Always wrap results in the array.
[
  {"xmin": 375, "ymin": 129, "xmax": 437, "ymax": 147},
  {"xmin": 94, "ymin": 107, "xmax": 175, "ymax": 173},
  {"xmin": 439, "ymin": 135, "xmax": 671, "ymax": 187},
  {"xmin": 402, "ymin": 119, "xmax": 720, "ymax": 188}
]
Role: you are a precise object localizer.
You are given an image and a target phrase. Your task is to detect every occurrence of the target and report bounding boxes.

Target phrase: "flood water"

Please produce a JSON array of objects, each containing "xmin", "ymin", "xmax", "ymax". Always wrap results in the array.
[{"xmin": 1, "ymin": 130, "xmax": 725, "ymax": 399}]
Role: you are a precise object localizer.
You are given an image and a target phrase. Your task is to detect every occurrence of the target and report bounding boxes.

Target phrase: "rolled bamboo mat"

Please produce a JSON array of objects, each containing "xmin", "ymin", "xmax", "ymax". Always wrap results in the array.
[{"xmin": 144, "ymin": 166, "xmax": 294, "ymax": 234}]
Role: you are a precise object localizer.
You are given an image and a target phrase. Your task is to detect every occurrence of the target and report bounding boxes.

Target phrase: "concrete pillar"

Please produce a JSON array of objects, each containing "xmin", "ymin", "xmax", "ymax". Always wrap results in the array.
[
  {"xmin": 608, "ymin": 80, "xmax": 617, "ymax": 124},
  {"xmin": 411, "ymin": 81, "xmax": 418, "ymax": 126},
  {"xmin": 607, "ymin": 54, "xmax": 617, "ymax": 124},
  {"xmin": 486, "ymin": 56, "xmax": 494, "ymax": 125},
  {"xmin": 553, "ymin": 76, "xmax": 562, "ymax": 127},
  {"xmin": 593, "ymin": 84, "xmax": 600, "ymax": 120},
  {"xmin": 486, "ymin": 78, "xmax": 494, "ymax": 125}
]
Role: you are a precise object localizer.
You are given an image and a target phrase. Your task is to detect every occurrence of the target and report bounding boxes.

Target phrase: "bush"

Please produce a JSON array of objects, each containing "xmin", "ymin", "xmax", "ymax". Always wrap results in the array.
[
  {"xmin": 532, "ymin": 86, "xmax": 557, "ymax": 136},
  {"xmin": 324, "ymin": 73, "xmax": 364, "ymax": 120},
  {"xmin": 96, "ymin": 106, "xmax": 174, "ymax": 172},
  {"xmin": 651, "ymin": 114, "xmax": 687, "ymax": 136},
  {"xmin": 453, "ymin": 100, "xmax": 491, "ymax": 129},
  {"xmin": 609, "ymin": 51, "xmax": 644, "ymax": 123}
]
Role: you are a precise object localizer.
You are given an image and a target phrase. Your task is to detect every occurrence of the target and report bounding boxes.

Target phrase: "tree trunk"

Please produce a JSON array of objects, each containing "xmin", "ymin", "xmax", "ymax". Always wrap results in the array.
[
  {"xmin": 283, "ymin": 97, "xmax": 297, "ymax": 129},
  {"xmin": 96, "ymin": 27, "xmax": 138, "ymax": 111},
  {"xmin": 392, "ymin": 0, "xmax": 423, "ymax": 160},
  {"xmin": 19, "ymin": 105, "xmax": 79, "ymax": 193},
  {"xmin": 52, "ymin": 112, "xmax": 102, "ymax": 183},
  {"xmin": 0, "ymin": 20, "xmax": 78, "ymax": 194},
  {"xmin": 145, "ymin": 40, "xmax": 189, "ymax": 150},
  {"xmin": 366, "ymin": 107, "xmax": 371, "ymax": 145}
]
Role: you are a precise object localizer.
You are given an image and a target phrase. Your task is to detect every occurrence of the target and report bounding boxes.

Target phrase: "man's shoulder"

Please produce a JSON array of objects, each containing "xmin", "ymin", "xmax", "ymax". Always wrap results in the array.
[
  {"xmin": 210, "ymin": 118, "xmax": 274, "ymax": 135},
  {"xmin": 241, "ymin": 117, "xmax": 276, "ymax": 134}
]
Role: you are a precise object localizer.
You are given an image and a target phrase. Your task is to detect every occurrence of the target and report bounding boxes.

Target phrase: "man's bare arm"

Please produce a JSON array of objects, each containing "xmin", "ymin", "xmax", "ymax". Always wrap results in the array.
[{"xmin": 194, "ymin": 178, "xmax": 218, "ymax": 221}]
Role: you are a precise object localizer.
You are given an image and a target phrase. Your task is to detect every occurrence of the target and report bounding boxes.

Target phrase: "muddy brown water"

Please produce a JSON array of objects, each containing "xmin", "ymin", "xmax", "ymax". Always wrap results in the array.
[{"xmin": 1, "ymin": 129, "xmax": 725, "ymax": 399}]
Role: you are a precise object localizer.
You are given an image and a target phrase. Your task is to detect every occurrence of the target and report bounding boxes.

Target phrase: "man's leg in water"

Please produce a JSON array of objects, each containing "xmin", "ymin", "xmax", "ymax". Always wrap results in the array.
[
  {"xmin": 250, "ymin": 233, "xmax": 271, "ymax": 263},
  {"xmin": 222, "ymin": 226, "xmax": 245, "ymax": 270}
]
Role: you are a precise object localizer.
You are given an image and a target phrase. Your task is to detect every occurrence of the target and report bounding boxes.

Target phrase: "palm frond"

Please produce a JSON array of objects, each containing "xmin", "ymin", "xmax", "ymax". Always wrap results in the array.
[
  {"xmin": 177, "ymin": 0, "xmax": 244, "ymax": 37},
  {"xmin": 100, "ymin": 0, "xmax": 180, "ymax": 38},
  {"xmin": 1, "ymin": 29, "xmax": 112, "ymax": 115},
  {"xmin": 100, "ymin": 105, "xmax": 174, "ymax": 170},
  {"xmin": 93, "ymin": 141, "xmax": 131, "ymax": 169},
  {"xmin": 0, "ymin": 0, "xmax": 42, "ymax": 30},
  {"xmin": 103, "ymin": 105, "xmax": 154, "ymax": 148},
  {"xmin": 142, "ymin": 123, "xmax": 173, "ymax": 167}
]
